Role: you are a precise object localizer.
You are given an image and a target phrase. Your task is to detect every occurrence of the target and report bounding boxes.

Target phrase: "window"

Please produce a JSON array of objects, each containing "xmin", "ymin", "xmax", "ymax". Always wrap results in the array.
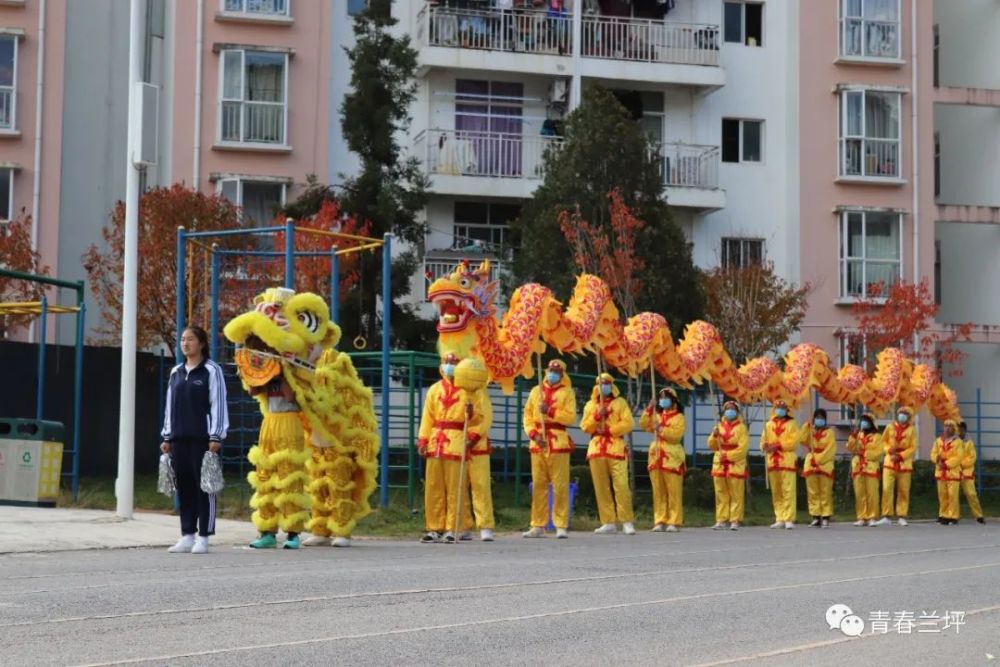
[
  {"xmin": 0, "ymin": 36, "xmax": 16, "ymax": 131},
  {"xmin": 933, "ymin": 24, "xmax": 939, "ymax": 86},
  {"xmin": 455, "ymin": 80, "xmax": 524, "ymax": 177},
  {"xmin": 223, "ymin": 0, "xmax": 288, "ymax": 16},
  {"xmin": 220, "ymin": 49, "xmax": 288, "ymax": 145},
  {"xmin": 839, "ymin": 210, "xmax": 901, "ymax": 298},
  {"xmin": 721, "ymin": 118, "xmax": 762, "ymax": 163},
  {"xmin": 723, "ymin": 2, "xmax": 763, "ymax": 46},
  {"xmin": 452, "ymin": 201, "xmax": 519, "ymax": 252},
  {"xmin": 218, "ymin": 178, "xmax": 286, "ymax": 226},
  {"xmin": 347, "ymin": 0, "xmax": 367, "ymax": 15},
  {"xmin": 0, "ymin": 168, "xmax": 12, "ymax": 222},
  {"xmin": 721, "ymin": 237, "xmax": 764, "ymax": 269},
  {"xmin": 840, "ymin": 90, "xmax": 900, "ymax": 178},
  {"xmin": 841, "ymin": 0, "xmax": 900, "ymax": 59}
]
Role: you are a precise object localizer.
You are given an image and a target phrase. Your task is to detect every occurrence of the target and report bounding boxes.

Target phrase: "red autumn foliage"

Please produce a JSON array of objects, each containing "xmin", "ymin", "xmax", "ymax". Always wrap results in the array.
[
  {"xmin": 851, "ymin": 278, "xmax": 974, "ymax": 377},
  {"xmin": 0, "ymin": 214, "xmax": 51, "ymax": 337}
]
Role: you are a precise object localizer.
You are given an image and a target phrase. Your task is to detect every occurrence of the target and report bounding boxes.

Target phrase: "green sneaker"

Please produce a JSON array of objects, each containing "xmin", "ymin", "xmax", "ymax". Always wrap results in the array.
[
  {"xmin": 283, "ymin": 535, "xmax": 301, "ymax": 550},
  {"xmin": 249, "ymin": 533, "xmax": 277, "ymax": 549}
]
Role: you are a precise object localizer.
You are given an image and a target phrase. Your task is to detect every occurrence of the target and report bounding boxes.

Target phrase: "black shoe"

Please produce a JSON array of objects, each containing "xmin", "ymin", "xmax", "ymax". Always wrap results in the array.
[
  {"xmin": 420, "ymin": 531, "xmax": 442, "ymax": 543},
  {"xmin": 937, "ymin": 517, "xmax": 946, "ymax": 524},
  {"xmin": 977, "ymin": 517, "xmax": 986, "ymax": 524},
  {"xmin": 949, "ymin": 519, "xmax": 959, "ymax": 525},
  {"xmin": 810, "ymin": 517, "xmax": 821, "ymax": 527}
]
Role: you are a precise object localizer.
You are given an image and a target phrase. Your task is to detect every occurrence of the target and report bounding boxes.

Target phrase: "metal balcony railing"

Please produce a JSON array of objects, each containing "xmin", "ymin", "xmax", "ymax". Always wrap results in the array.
[
  {"xmin": 658, "ymin": 141, "xmax": 721, "ymax": 189},
  {"xmin": 221, "ymin": 100, "xmax": 286, "ymax": 145},
  {"xmin": 417, "ymin": 5, "xmax": 571, "ymax": 56},
  {"xmin": 841, "ymin": 138, "xmax": 900, "ymax": 178},
  {"xmin": 0, "ymin": 88, "xmax": 13, "ymax": 130},
  {"xmin": 582, "ymin": 15, "xmax": 721, "ymax": 66},
  {"xmin": 415, "ymin": 128, "xmax": 561, "ymax": 180}
]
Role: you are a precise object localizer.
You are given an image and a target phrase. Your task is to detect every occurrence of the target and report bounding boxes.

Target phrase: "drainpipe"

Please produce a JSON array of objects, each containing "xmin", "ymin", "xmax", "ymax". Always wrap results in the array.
[
  {"xmin": 910, "ymin": 0, "xmax": 919, "ymax": 285},
  {"xmin": 192, "ymin": 0, "xmax": 204, "ymax": 190},
  {"xmin": 570, "ymin": 0, "xmax": 582, "ymax": 110},
  {"xmin": 28, "ymin": 0, "xmax": 46, "ymax": 343}
]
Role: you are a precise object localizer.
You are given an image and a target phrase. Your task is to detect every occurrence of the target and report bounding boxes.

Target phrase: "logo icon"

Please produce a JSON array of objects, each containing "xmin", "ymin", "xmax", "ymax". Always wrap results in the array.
[
  {"xmin": 839, "ymin": 615, "xmax": 865, "ymax": 637},
  {"xmin": 21, "ymin": 450, "xmax": 32, "ymax": 465},
  {"xmin": 826, "ymin": 603, "xmax": 853, "ymax": 630}
]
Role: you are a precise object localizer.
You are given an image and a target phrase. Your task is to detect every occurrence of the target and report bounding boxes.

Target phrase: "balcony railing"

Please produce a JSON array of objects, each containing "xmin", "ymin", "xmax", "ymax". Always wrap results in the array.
[
  {"xmin": 417, "ymin": 6, "xmax": 571, "ymax": 56},
  {"xmin": 0, "ymin": 88, "xmax": 13, "ymax": 130},
  {"xmin": 841, "ymin": 138, "xmax": 900, "ymax": 178},
  {"xmin": 221, "ymin": 100, "xmax": 286, "ymax": 145},
  {"xmin": 224, "ymin": 0, "xmax": 288, "ymax": 16},
  {"xmin": 841, "ymin": 18, "xmax": 899, "ymax": 59},
  {"xmin": 658, "ymin": 142, "xmax": 720, "ymax": 189},
  {"xmin": 582, "ymin": 16, "xmax": 720, "ymax": 66},
  {"xmin": 415, "ymin": 128, "xmax": 561, "ymax": 181}
]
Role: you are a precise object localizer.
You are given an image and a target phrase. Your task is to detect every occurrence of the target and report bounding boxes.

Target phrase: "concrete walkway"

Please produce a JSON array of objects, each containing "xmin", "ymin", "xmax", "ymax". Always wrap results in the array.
[{"xmin": 0, "ymin": 506, "xmax": 257, "ymax": 553}]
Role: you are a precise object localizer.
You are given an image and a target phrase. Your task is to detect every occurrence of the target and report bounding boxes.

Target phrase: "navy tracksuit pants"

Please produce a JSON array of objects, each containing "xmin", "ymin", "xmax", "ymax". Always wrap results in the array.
[{"xmin": 171, "ymin": 438, "xmax": 216, "ymax": 537}]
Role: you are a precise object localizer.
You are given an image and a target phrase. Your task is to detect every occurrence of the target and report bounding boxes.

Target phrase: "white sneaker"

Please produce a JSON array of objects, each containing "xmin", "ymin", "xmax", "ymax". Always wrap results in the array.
[
  {"xmin": 522, "ymin": 527, "xmax": 544, "ymax": 538},
  {"xmin": 875, "ymin": 517, "xmax": 892, "ymax": 526},
  {"xmin": 191, "ymin": 536, "xmax": 209, "ymax": 554},
  {"xmin": 770, "ymin": 521, "xmax": 784, "ymax": 529},
  {"xmin": 784, "ymin": 522, "xmax": 795, "ymax": 530},
  {"xmin": 623, "ymin": 522, "xmax": 636, "ymax": 535},
  {"xmin": 332, "ymin": 537, "xmax": 351, "ymax": 547},
  {"xmin": 712, "ymin": 522, "xmax": 728, "ymax": 530},
  {"xmin": 168, "ymin": 535, "xmax": 195, "ymax": 553},
  {"xmin": 867, "ymin": 519, "xmax": 878, "ymax": 527},
  {"xmin": 821, "ymin": 518, "xmax": 830, "ymax": 528},
  {"xmin": 302, "ymin": 535, "xmax": 332, "ymax": 547},
  {"xmin": 896, "ymin": 518, "xmax": 908, "ymax": 526},
  {"xmin": 651, "ymin": 523, "xmax": 666, "ymax": 533},
  {"xmin": 665, "ymin": 525, "xmax": 679, "ymax": 533},
  {"xmin": 556, "ymin": 528, "xmax": 569, "ymax": 539},
  {"xmin": 594, "ymin": 523, "xmax": 617, "ymax": 534},
  {"xmin": 480, "ymin": 529, "xmax": 494, "ymax": 542},
  {"xmin": 853, "ymin": 520, "xmax": 866, "ymax": 527},
  {"xmin": 729, "ymin": 522, "xmax": 741, "ymax": 530}
]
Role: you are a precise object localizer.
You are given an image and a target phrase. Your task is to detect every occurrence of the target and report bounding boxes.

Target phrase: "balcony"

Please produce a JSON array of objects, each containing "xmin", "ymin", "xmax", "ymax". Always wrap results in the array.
[
  {"xmin": 0, "ymin": 88, "xmax": 13, "ymax": 132},
  {"xmin": 658, "ymin": 141, "xmax": 725, "ymax": 210},
  {"xmin": 218, "ymin": 100, "xmax": 287, "ymax": 149},
  {"xmin": 838, "ymin": 138, "xmax": 903, "ymax": 184},
  {"xmin": 414, "ymin": 4, "xmax": 724, "ymax": 88},
  {"xmin": 414, "ymin": 128, "xmax": 561, "ymax": 199}
]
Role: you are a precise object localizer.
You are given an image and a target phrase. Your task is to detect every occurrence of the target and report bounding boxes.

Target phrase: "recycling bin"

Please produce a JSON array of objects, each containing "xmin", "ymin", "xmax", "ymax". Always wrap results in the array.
[
  {"xmin": 527, "ymin": 480, "xmax": 579, "ymax": 531},
  {"xmin": 0, "ymin": 419, "xmax": 65, "ymax": 507}
]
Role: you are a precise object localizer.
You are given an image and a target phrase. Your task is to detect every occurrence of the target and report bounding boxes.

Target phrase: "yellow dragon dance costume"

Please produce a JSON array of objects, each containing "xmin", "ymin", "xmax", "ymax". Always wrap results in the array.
[{"xmin": 224, "ymin": 288, "xmax": 379, "ymax": 548}]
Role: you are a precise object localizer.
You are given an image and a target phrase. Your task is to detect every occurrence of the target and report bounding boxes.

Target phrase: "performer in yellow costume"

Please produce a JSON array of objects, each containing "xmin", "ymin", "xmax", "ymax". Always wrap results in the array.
[
  {"xmin": 708, "ymin": 400, "xmax": 749, "ymax": 531},
  {"xmin": 800, "ymin": 408, "xmax": 835, "ymax": 528},
  {"xmin": 876, "ymin": 406, "xmax": 916, "ymax": 526},
  {"xmin": 958, "ymin": 421, "xmax": 985, "ymax": 524},
  {"xmin": 760, "ymin": 400, "xmax": 801, "ymax": 529},
  {"xmin": 640, "ymin": 387, "xmax": 686, "ymax": 532},
  {"xmin": 931, "ymin": 419, "xmax": 964, "ymax": 525},
  {"xmin": 417, "ymin": 353, "xmax": 492, "ymax": 543},
  {"xmin": 522, "ymin": 359, "xmax": 577, "ymax": 539},
  {"xmin": 581, "ymin": 373, "xmax": 635, "ymax": 535},
  {"xmin": 846, "ymin": 412, "xmax": 881, "ymax": 527}
]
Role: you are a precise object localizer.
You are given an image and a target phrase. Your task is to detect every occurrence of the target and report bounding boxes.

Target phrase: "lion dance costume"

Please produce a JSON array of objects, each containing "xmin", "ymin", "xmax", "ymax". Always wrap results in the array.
[{"xmin": 224, "ymin": 288, "xmax": 379, "ymax": 548}]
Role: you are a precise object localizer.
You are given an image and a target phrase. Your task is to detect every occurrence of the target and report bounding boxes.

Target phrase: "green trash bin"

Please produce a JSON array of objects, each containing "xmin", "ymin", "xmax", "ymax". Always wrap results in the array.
[{"xmin": 0, "ymin": 419, "xmax": 65, "ymax": 507}]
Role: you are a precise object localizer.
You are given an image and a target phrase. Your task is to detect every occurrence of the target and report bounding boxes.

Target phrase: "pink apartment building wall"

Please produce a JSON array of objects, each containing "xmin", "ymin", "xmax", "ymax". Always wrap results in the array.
[
  {"xmin": 169, "ymin": 1, "xmax": 332, "ymax": 199},
  {"xmin": 1, "ymin": 0, "xmax": 66, "ymax": 285}
]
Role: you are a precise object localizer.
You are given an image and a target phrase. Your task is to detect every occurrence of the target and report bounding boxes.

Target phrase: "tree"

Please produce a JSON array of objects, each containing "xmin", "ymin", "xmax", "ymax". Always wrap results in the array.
[
  {"xmin": 82, "ymin": 184, "xmax": 241, "ymax": 351},
  {"xmin": 512, "ymin": 86, "xmax": 704, "ymax": 337},
  {"xmin": 850, "ymin": 278, "xmax": 973, "ymax": 377},
  {"xmin": 702, "ymin": 262, "xmax": 812, "ymax": 366},
  {"xmin": 0, "ymin": 214, "xmax": 50, "ymax": 337},
  {"xmin": 339, "ymin": 0, "xmax": 433, "ymax": 351}
]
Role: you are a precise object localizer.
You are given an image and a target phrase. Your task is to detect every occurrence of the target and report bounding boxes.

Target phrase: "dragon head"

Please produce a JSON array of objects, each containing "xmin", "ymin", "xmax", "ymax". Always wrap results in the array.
[
  {"xmin": 223, "ymin": 288, "xmax": 341, "ymax": 378},
  {"xmin": 427, "ymin": 259, "xmax": 498, "ymax": 334}
]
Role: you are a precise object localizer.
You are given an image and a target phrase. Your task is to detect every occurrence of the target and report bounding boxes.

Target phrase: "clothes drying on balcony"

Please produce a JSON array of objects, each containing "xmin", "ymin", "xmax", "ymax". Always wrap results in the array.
[{"xmin": 437, "ymin": 133, "xmax": 480, "ymax": 175}]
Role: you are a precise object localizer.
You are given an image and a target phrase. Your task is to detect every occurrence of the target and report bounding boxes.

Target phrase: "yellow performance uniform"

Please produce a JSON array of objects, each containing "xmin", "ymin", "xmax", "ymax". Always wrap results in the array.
[
  {"xmin": 708, "ymin": 419, "xmax": 750, "ymax": 523},
  {"xmin": 961, "ymin": 437, "xmax": 984, "ymax": 520},
  {"xmin": 931, "ymin": 435, "xmax": 964, "ymax": 520},
  {"xmin": 760, "ymin": 414, "xmax": 801, "ymax": 523},
  {"xmin": 880, "ymin": 415, "xmax": 916, "ymax": 519},
  {"xmin": 581, "ymin": 387, "xmax": 635, "ymax": 525},
  {"xmin": 847, "ymin": 431, "xmax": 881, "ymax": 521},
  {"xmin": 801, "ymin": 425, "xmax": 836, "ymax": 518},
  {"xmin": 247, "ymin": 381, "xmax": 311, "ymax": 535},
  {"xmin": 640, "ymin": 406, "xmax": 686, "ymax": 527},
  {"xmin": 523, "ymin": 376, "xmax": 577, "ymax": 530},
  {"xmin": 417, "ymin": 377, "xmax": 491, "ymax": 533}
]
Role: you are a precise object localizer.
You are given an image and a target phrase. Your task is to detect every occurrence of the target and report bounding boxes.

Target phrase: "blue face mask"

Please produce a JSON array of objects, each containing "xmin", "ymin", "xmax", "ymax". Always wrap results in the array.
[
  {"xmin": 659, "ymin": 398, "xmax": 672, "ymax": 409},
  {"xmin": 724, "ymin": 409, "xmax": 738, "ymax": 421},
  {"xmin": 775, "ymin": 408, "xmax": 788, "ymax": 418},
  {"xmin": 546, "ymin": 371, "xmax": 561, "ymax": 385},
  {"xmin": 442, "ymin": 364, "xmax": 455, "ymax": 378},
  {"xmin": 600, "ymin": 384, "xmax": 612, "ymax": 397},
  {"xmin": 897, "ymin": 413, "xmax": 909, "ymax": 424},
  {"xmin": 861, "ymin": 420, "xmax": 872, "ymax": 430},
  {"xmin": 814, "ymin": 418, "xmax": 827, "ymax": 428}
]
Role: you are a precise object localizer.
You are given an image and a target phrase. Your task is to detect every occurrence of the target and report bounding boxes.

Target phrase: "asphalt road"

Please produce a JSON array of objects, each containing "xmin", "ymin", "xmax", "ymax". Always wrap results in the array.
[{"xmin": 2, "ymin": 522, "xmax": 999, "ymax": 666}]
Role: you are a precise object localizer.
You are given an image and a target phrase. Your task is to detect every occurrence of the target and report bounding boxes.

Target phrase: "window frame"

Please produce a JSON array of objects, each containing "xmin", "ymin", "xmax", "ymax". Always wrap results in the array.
[
  {"xmin": 452, "ymin": 201, "xmax": 519, "ymax": 253},
  {"xmin": 723, "ymin": 1, "xmax": 764, "ymax": 47},
  {"xmin": 0, "ymin": 34, "xmax": 17, "ymax": 132},
  {"xmin": 221, "ymin": 0, "xmax": 290, "ymax": 17},
  {"xmin": 839, "ymin": 89, "xmax": 901, "ymax": 179},
  {"xmin": 838, "ymin": 209, "xmax": 903, "ymax": 300},
  {"xmin": 218, "ymin": 48, "xmax": 289, "ymax": 147},
  {"xmin": 216, "ymin": 177, "xmax": 287, "ymax": 226},
  {"xmin": 720, "ymin": 237, "xmax": 765, "ymax": 269},
  {"xmin": 0, "ymin": 167, "xmax": 12, "ymax": 222},
  {"xmin": 839, "ymin": 0, "xmax": 901, "ymax": 61},
  {"xmin": 721, "ymin": 118, "xmax": 764, "ymax": 164}
]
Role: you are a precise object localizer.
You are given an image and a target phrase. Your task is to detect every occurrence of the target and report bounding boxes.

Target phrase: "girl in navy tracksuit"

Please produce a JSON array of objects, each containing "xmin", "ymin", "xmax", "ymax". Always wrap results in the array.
[{"xmin": 160, "ymin": 326, "xmax": 229, "ymax": 554}]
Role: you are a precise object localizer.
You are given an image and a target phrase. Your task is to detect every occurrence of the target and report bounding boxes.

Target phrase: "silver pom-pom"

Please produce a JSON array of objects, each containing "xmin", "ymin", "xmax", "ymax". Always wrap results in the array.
[
  {"xmin": 157, "ymin": 454, "xmax": 176, "ymax": 497},
  {"xmin": 200, "ymin": 451, "xmax": 225, "ymax": 495}
]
